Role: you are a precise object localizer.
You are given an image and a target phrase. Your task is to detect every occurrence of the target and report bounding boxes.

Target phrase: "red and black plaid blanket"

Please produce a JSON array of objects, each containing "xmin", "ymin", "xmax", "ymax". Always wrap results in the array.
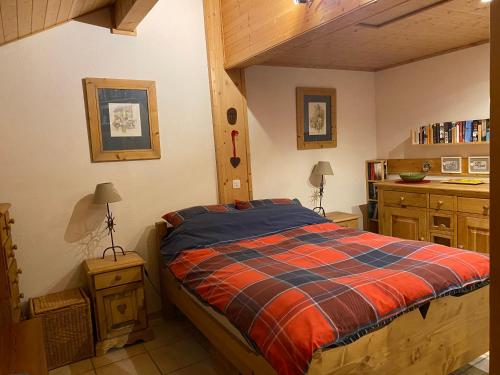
[{"xmin": 168, "ymin": 222, "xmax": 489, "ymax": 375}]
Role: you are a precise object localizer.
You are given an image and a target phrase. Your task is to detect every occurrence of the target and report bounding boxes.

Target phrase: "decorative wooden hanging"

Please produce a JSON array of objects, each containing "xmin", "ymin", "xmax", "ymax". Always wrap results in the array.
[{"xmin": 230, "ymin": 130, "xmax": 241, "ymax": 168}]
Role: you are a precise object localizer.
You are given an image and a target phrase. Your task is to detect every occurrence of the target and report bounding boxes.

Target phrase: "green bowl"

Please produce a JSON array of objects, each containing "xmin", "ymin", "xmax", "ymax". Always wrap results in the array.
[{"xmin": 399, "ymin": 172, "xmax": 427, "ymax": 182}]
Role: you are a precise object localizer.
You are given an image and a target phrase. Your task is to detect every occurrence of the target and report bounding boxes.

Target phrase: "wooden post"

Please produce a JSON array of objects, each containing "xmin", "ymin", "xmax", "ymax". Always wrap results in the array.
[
  {"xmin": 203, "ymin": 0, "xmax": 253, "ymax": 204},
  {"xmin": 490, "ymin": 3, "xmax": 499, "ymax": 374}
]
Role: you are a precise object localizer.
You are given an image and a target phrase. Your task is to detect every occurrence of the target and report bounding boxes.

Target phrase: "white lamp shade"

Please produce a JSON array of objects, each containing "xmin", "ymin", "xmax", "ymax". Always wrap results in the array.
[
  {"xmin": 314, "ymin": 161, "xmax": 334, "ymax": 176},
  {"xmin": 94, "ymin": 183, "xmax": 122, "ymax": 204}
]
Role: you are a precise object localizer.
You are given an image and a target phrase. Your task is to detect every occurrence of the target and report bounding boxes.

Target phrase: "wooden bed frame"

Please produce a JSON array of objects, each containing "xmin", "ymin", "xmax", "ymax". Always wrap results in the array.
[{"xmin": 155, "ymin": 221, "xmax": 489, "ymax": 375}]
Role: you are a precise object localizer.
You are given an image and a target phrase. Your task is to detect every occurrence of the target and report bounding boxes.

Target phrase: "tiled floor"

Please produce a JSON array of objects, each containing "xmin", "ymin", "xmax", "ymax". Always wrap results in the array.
[{"xmin": 49, "ymin": 315, "xmax": 489, "ymax": 375}]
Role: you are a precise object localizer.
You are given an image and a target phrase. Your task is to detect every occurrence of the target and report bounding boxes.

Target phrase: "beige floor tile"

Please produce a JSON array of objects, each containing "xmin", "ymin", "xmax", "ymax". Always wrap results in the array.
[
  {"xmin": 144, "ymin": 319, "xmax": 194, "ymax": 351},
  {"xmin": 92, "ymin": 344, "xmax": 146, "ymax": 368},
  {"xmin": 49, "ymin": 359, "xmax": 94, "ymax": 375},
  {"xmin": 472, "ymin": 358, "xmax": 489, "ymax": 373},
  {"xmin": 149, "ymin": 337, "xmax": 208, "ymax": 374},
  {"xmin": 168, "ymin": 359, "xmax": 218, "ymax": 375},
  {"xmin": 95, "ymin": 353, "xmax": 160, "ymax": 375}
]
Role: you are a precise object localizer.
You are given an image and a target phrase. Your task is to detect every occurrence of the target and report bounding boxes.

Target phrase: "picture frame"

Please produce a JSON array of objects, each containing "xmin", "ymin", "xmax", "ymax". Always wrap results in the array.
[
  {"xmin": 84, "ymin": 78, "xmax": 161, "ymax": 162},
  {"xmin": 468, "ymin": 156, "xmax": 490, "ymax": 174},
  {"xmin": 441, "ymin": 156, "xmax": 462, "ymax": 174},
  {"xmin": 296, "ymin": 87, "xmax": 337, "ymax": 150}
]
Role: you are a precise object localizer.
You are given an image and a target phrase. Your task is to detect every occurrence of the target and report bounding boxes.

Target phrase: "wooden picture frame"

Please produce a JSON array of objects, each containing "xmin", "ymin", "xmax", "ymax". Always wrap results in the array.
[
  {"xmin": 296, "ymin": 87, "xmax": 337, "ymax": 150},
  {"xmin": 84, "ymin": 78, "xmax": 161, "ymax": 162}
]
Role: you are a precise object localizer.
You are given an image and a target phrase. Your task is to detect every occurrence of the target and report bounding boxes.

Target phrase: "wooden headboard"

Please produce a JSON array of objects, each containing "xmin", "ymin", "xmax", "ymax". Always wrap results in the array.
[{"xmin": 155, "ymin": 221, "xmax": 169, "ymax": 255}]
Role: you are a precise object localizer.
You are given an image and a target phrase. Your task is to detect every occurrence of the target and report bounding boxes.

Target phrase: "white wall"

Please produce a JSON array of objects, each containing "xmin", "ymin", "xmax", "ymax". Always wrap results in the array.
[
  {"xmin": 375, "ymin": 44, "xmax": 490, "ymax": 159},
  {"xmin": 0, "ymin": 1, "xmax": 216, "ymax": 312},
  {"xmin": 245, "ymin": 66, "xmax": 377, "ymax": 216}
]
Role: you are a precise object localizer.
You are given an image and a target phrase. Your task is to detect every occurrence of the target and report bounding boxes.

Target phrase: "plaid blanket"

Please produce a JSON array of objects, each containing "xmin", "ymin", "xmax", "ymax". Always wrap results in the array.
[{"xmin": 168, "ymin": 222, "xmax": 489, "ymax": 375}]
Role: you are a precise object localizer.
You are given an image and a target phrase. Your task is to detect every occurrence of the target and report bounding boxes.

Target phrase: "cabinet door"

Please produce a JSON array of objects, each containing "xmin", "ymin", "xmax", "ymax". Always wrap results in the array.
[
  {"xmin": 457, "ymin": 215, "xmax": 490, "ymax": 253},
  {"xmin": 382, "ymin": 207, "xmax": 427, "ymax": 241},
  {"xmin": 95, "ymin": 282, "xmax": 147, "ymax": 340}
]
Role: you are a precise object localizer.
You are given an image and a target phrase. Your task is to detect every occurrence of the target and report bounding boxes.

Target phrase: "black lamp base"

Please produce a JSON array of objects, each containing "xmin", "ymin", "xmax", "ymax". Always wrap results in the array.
[
  {"xmin": 102, "ymin": 245, "xmax": 126, "ymax": 262},
  {"xmin": 313, "ymin": 206, "xmax": 326, "ymax": 217}
]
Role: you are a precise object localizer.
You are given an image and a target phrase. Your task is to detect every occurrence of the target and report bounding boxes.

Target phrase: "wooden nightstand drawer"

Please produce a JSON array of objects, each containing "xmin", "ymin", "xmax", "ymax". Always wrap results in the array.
[
  {"xmin": 383, "ymin": 191, "xmax": 427, "ymax": 208},
  {"xmin": 457, "ymin": 197, "xmax": 490, "ymax": 216},
  {"xmin": 429, "ymin": 211, "xmax": 455, "ymax": 233},
  {"xmin": 95, "ymin": 283, "xmax": 147, "ymax": 340},
  {"xmin": 94, "ymin": 266, "xmax": 142, "ymax": 290},
  {"xmin": 429, "ymin": 195, "xmax": 456, "ymax": 211}
]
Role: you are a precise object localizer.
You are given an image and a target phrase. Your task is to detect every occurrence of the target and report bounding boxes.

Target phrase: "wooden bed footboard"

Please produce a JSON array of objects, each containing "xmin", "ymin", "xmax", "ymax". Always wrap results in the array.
[{"xmin": 155, "ymin": 221, "xmax": 489, "ymax": 375}]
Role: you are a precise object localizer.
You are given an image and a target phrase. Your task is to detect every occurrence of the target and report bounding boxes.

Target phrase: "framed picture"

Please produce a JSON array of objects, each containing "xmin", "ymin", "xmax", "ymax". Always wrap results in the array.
[
  {"xmin": 468, "ymin": 156, "xmax": 490, "ymax": 174},
  {"xmin": 296, "ymin": 87, "xmax": 337, "ymax": 150},
  {"xmin": 84, "ymin": 78, "xmax": 161, "ymax": 162},
  {"xmin": 441, "ymin": 156, "xmax": 462, "ymax": 174}
]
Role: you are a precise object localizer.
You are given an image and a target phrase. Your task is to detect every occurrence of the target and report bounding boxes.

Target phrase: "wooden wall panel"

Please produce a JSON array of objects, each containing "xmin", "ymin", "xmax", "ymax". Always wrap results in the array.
[
  {"xmin": 69, "ymin": 0, "xmax": 84, "ymax": 18},
  {"xmin": 32, "ymin": 0, "xmax": 48, "ymax": 32},
  {"xmin": 114, "ymin": 0, "xmax": 158, "ymax": 32},
  {"xmin": 205, "ymin": 0, "xmax": 252, "ymax": 204},
  {"xmin": 490, "ymin": 3, "xmax": 499, "ymax": 374},
  {"xmin": 0, "ymin": 5, "xmax": 5, "ymax": 43},
  {"xmin": 0, "ymin": 0, "xmax": 18, "ymax": 42},
  {"xmin": 57, "ymin": 0, "xmax": 74, "ymax": 24},
  {"xmin": 17, "ymin": 0, "xmax": 33, "ymax": 37},
  {"xmin": 44, "ymin": 0, "xmax": 61, "ymax": 28}
]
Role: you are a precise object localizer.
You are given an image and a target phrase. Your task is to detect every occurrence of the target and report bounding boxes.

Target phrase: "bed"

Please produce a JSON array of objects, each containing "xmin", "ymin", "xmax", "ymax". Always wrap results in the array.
[{"xmin": 155, "ymin": 203, "xmax": 489, "ymax": 375}]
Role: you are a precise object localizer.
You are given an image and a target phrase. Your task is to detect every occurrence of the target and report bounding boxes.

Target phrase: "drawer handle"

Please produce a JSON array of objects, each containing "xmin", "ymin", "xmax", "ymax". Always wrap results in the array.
[
  {"xmin": 458, "ymin": 245, "xmax": 464, "ymax": 249},
  {"xmin": 12, "ymin": 279, "xmax": 18, "ymax": 285},
  {"xmin": 420, "ymin": 237, "xmax": 425, "ymax": 241},
  {"xmin": 114, "ymin": 275, "xmax": 122, "ymax": 282},
  {"xmin": 12, "ymin": 244, "xmax": 18, "ymax": 251},
  {"xmin": 19, "ymin": 293, "xmax": 24, "ymax": 299},
  {"xmin": 437, "ymin": 200, "xmax": 444, "ymax": 208},
  {"xmin": 117, "ymin": 303, "xmax": 127, "ymax": 314},
  {"xmin": 8, "ymin": 253, "xmax": 15, "ymax": 259},
  {"xmin": 439, "ymin": 224, "xmax": 447, "ymax": 230},
  {"xmin": 8, "ymin": 218, "xmax": 15, "ymax": 225},
  {"xmin": 17, "ymin": 269, "xmax": 22, "ymax": 275},
  {"xmin": 483, "ymin": 206, "xmax": 490, "ymax": 214}
]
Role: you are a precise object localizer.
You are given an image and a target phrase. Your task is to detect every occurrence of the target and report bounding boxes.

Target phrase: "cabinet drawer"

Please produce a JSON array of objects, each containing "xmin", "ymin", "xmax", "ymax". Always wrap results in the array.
[
  {"xmin": 383, "ymin": 191, "xmax": 427, "ymax": 208},
  {"xmin": 430, "ymin": 232, "xmax": 456, "ymax": 248},
  {"xmin": 429, "ymin": 211, "xmax": 455, "ymax": 233},
  {"xmin": 429, "ymin": 195, "xmax": 455, "ymax": 211},
  {"xmin": 94, "ymin": 266, "xmax": 142, "ymax": 290},
  {"xmin": 457, "ymin": 197, "xmax": 490, "ymax": 216}
]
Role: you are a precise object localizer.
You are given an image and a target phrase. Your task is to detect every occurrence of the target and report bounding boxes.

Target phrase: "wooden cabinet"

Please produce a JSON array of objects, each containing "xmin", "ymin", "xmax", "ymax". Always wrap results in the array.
[
  {"xmin": 457, "ymin": 215, "xmax": 490, "ymax": 253},
  {"xmin": 377, "ymin": 181, "xmax": 489, "ymax": 252},
  {"xmin": 83, "ymin": 253, "xmax": 153, "ymax": 356},
  {"xmin": 382, "ymin": 207, "xmax": 427, "ymax": 241}
]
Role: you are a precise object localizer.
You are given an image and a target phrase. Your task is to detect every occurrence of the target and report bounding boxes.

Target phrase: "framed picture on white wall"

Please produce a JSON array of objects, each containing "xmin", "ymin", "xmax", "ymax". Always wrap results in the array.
[{"xmin": 441, "ymin": 157, "xmax": 462, "ymax": 174}]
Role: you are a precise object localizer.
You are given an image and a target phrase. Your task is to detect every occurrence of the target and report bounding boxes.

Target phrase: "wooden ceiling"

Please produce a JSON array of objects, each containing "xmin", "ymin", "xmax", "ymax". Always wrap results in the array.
[
  {"xmin": 222, "ymin": 0, "xmax": 490, "ymax": 72},
  {"xmin": 0, "ymin": 0, "xmax": 158, "ymax": 46}
]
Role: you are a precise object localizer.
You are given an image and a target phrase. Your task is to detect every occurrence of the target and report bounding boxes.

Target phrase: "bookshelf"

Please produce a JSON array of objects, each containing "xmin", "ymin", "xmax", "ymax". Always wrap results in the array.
[
  {"xmin": 365, "ymin": 160, "xmax": 387, "ymax": 233},
  {"xmin": 411, "ymin": 119, "xmax": 490, "ymax": 145}
]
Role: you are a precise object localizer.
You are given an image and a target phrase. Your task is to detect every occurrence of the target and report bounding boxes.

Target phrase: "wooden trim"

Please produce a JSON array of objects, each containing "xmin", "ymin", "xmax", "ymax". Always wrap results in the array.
[
  {"xmin": 204, "ymin": 0, "xmax": 252, "ymax": 203},
  {"xmin": 155, "ymin": 222, "xmax": 489, "ymax": 375},
  {"xmin": 83, "ymin": 77, "xmax": 161, "ymax": 162},
  {"xmin": 296, "ymin": 87, "xmax": 337, "ymax": 150},
  {"xmin": 113, "ymin": 0, "xmax": 158, "ymax": 32},
  {"xmin": 387, "ymin": 158, "xmax": 489, "ymax": 177},
  {"xmin": 490, "ymin": 2, "xmax": 499, "ymax": 373}
]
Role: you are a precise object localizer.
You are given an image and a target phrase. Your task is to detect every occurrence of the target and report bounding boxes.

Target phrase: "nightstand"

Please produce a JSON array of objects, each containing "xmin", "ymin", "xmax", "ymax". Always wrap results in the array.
[
  {"xmin": 325, "ymin": 211, "xmax": 360, "ymax": 229},
  {"xmin": 83, "ymin": 252, "xmax": 153, "ymax": 356}
]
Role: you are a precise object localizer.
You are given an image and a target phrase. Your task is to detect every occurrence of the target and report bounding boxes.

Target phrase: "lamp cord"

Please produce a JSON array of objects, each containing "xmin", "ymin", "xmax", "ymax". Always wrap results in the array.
[{"xmin": 126, "ymin": 251, "xmax": 162, "ymax": 297}]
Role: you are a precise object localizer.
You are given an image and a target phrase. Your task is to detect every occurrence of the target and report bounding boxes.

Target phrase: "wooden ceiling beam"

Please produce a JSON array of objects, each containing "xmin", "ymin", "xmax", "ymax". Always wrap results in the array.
[{"xmin": 113, "ymin": 0, "xmax": 158, "ymax": 33}]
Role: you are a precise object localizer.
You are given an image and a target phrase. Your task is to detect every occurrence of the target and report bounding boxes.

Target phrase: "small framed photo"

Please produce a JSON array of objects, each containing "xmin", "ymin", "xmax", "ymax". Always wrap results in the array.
[
  {"xmin": 84, "ymin": 78, "xmax": 161, "ymax": 162},
  {"xmin": 296, "ymin": 87, "xmax": 337, "ymax": 150},
  {"xmin": 441, "ymin": 156, "xmax": 462, "ymax": 174},
  {"xmin": 468, "ymin": 156, "xmax": 490, "ymax": 174}
]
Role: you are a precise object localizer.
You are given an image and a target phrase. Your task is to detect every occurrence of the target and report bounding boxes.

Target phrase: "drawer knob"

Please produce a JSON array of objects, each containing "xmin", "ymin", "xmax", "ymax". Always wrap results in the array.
[
  {"xmin": 400, "ymin": 196, "xmax": 405, "ymax": 201},
  {"xmin": 12, "ymin": 279, "xmax": 18, "ymax": 285},
  {"xmin": 17, "ymin": 269, "xmax": 22, "ymax": 275},
  {"xmin": 8, "ymin": 218, "xmax": 15, "ymax": 225},
  {"xmin": 439, "ymin": 224, "xmax": 447, "ymax": 230},
  {"xmin": 458, "ymin": 245, "xmax": 464, "ymax": 249},
  {"xmin": 437, "ymin": 201, "xmax": 443, "ymax": 207},
  {"xmin": 12, "ymin": 244, "xmax": 18, "ymax": 250},
  {"xmin": 420, "ymin": 237, "xmax": 425, "ymax": 241},
  {"xmin": 114, "ymin": 275, "xmax": 122, "ymax": 281},
  {"xmin": 19, "ymin": 293, "xmax": 24, "ymax": 299},
  {"xmin": 483, "ymin": 206, "xmax": 490, "ymax": 214},
  {"xmin": 8, "ymin": 253, "xmax": 15, "ymax": 259}
]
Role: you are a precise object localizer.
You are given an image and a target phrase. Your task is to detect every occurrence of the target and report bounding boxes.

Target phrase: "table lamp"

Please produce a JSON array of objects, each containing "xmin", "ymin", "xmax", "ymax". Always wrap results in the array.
[
  {"xmin": 94, "ymin": 182, "xmax": 125, "ymax": 261},
  {"xmin": 313, "ymin": 161, "xmax": 334, "ymax": 217}
]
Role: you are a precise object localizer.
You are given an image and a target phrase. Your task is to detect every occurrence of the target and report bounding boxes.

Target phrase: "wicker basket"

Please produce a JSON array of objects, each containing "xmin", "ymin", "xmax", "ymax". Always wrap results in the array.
[{"xmin": 29, "ymin": 288, "xmax": 94, "ymax": 370}]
